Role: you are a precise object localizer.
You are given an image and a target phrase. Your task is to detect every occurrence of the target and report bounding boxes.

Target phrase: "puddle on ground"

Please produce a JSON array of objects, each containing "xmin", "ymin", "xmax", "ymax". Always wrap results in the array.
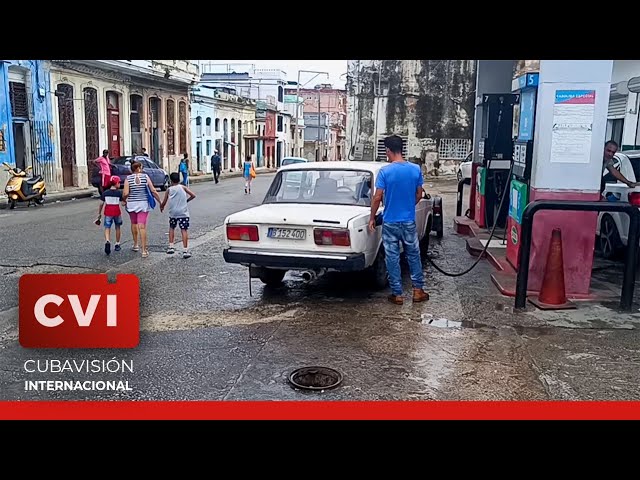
[{"xmin": 420, "ymin": 313, "xmax": 485, "ymax": 329}]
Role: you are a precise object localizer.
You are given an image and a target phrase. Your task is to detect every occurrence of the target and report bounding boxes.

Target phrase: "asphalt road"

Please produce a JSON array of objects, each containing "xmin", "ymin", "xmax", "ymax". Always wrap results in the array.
[{"xmin": 1, "ymin": 174, "xmax": 640, "ymax": 402}]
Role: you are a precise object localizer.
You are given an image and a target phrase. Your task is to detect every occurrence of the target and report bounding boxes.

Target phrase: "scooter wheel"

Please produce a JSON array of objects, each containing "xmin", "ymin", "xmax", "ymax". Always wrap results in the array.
[
  {"xmin": 35, "ymin": 197, "xmax": 45, "ymax": 205},
  {"xmin": 9, "ymin": 200, "xmax": 16, "ymax": 210}
]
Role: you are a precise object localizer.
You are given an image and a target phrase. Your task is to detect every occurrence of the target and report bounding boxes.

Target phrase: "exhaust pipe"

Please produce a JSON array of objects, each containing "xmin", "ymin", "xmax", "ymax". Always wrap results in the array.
[{"xmin": 301, "ymin": 269, "xmax": 326, "ymax": 282}]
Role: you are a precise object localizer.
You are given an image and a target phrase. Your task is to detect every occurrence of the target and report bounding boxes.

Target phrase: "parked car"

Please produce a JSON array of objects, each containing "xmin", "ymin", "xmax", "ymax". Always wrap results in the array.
[
  {"xmin": 457, "ymin": 151, "xmax": 473, "ymax": 182},
  {"xmin": 223, "ymin": 161, "xmax": 443, "ymax": 288},
  {"xmin": 91, "ymin": 155, "xmax": 169, "ymax": 191},
  {"xmin": 280, "ymin": 156, "xmax": 309, "ymax": 168},
  {"xmin": 596, "ymin": 150, "xmax": 640, "ymax": 259}
]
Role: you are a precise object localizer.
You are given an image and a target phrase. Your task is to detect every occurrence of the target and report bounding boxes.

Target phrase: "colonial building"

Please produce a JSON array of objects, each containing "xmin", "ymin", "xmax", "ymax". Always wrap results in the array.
[
  {"xmin": 0, "ymin": 60, "xmax": 56, "ymax": 192},
  {"xmin": 289, "ymin": 84, "xmax": 346, "ymax": 161},
  {"xmin": 283, "ymin": 93, "xmax": 304, "ymax": 157},
  {"xmin": 303, "ymin": 112, "xmax": 329, "ymax": 161},
  {"xmin": 346, "ymin": 60, "xmax": 476, "ymax": 174},
  {"xmin": 48, "ymin": 60, "xmax": 199, "ymax": 189},
  {"xmin": 199, "ymin": 65, "xmax": 289, "ymax": 167},
  {"xmin": 247, "ymin": 98, "xmax": 277, "ymax": 168}
]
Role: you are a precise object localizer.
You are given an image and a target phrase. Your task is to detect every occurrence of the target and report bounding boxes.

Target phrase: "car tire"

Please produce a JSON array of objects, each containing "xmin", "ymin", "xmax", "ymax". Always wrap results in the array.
[
  {"xmin": 599, "ymin": 214, "xmax": 622, "ymax": 260},
  {"xmin": 457, "ymin": 170, "xmax": 463, "ymax": 183},
  {"xmin": 367, "ymin": 247, "xmax": 388, "ymax": 289},
  {"xmin": 420, "ymin": 219, "xmax": 431, "ymax": 257},
  {"xmin": 258, "ymin": 268, "xmax": 286, "ymax": 287},
  {"xmin": 161, "ymin": 176, "xmax": 169, "ymax": 191}
]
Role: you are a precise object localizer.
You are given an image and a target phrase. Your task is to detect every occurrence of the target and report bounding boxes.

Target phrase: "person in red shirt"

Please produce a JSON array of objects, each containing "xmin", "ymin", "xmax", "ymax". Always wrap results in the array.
[
  {"xmin": 95, "ymin": 176, "xmax": 124, "ymax": 255},
  {"xmin": 95, "ymin": 150, "xmax": 112, "ymax": 194}
]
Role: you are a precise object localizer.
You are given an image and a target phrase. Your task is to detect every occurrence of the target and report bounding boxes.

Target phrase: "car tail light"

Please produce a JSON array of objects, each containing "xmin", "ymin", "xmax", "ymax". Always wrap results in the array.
[
  {"xmin": 227, "ymin": 224, "xmax": 259, "ymax": 241},
  {"xmin": 314, "ymin": 228, "xmax": 350, "ymax": 246},
  {"xmin": 630, "ymin": 192, "xmax": 640, "ymax": 206}
]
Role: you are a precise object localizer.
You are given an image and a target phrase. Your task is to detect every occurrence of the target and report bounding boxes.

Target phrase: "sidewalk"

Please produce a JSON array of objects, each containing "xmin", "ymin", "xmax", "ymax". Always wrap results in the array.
[{"xmin": 0, "ymin": 168, "xmax": 277, "ymax": 209}]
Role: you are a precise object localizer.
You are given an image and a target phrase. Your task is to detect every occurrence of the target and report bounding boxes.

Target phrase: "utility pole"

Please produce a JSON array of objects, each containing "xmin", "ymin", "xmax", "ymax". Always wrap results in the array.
[
  {"xmin": 373, "ymin": 60, "xmax": 383, "ymax": 161},
  {"xmin": 317, "ymin": 89, "xmax": 321, "ymax": 161},
  {"xmin": 293, "ymin": 70, "xmax": 329, "ymax": 158}
]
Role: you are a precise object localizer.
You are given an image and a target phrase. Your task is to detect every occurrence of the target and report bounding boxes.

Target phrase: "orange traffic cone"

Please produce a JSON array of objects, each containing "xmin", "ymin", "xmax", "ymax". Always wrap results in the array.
[{"xmin": 528, "ymin": 228, "xmax": 576, "ymax": 310}]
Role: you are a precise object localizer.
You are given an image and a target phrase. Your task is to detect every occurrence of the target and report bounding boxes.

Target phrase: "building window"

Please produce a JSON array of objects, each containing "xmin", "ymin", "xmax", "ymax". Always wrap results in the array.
[
  {"xmin": 215, "ymin": 118, "xmax": 220, "ymax": 132},
  {"xmin": 206, "ymin": 140, "xmax": 211, "ymax": 156},
  {"xmin": 179, "ymin": 101, "xmax": 187, "ymax": 155},
  {"xmin": 166, "ymin": 99, "xmax": 175, "ymax": 155},
  {"xmin": 609, "ymin": 119, "xmax": 624, "ymax": 147},
  {"xmin": 277, "ymin": 115, "xmax": 283, "ymax": 132},
  {"xmin": 196, "ymin": 116, "xmax": 202, "ymax": 137},
  {"xmin": 206, "ymin": 117, "xmax": 212, "ymax": 136},
  {"xmin": 278, "ymin": 86, "xmax": 284, "ymax": 103},
  {"xmin": 83, "ymin": 87, "xmax": 99, "ymax": 161},
  {"xmin": 9, "ymin": 82, "xmax": 28, "ymax": 118}
]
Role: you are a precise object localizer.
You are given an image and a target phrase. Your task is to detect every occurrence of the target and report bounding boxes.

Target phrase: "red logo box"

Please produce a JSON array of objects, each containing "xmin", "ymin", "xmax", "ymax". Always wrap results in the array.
[{"xmin": 19, "ymin": 274, "xmax": 139, "ymax": 348}]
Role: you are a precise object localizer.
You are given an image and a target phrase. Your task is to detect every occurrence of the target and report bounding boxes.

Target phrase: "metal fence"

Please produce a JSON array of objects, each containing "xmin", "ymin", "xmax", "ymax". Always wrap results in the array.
[
  {"xmin": 29, "ymin": 120, "xmax": 56, "ymax": 185},
  {"xmin": 438, "ymin": 138, "xmax": 472, "ymax": 160}
]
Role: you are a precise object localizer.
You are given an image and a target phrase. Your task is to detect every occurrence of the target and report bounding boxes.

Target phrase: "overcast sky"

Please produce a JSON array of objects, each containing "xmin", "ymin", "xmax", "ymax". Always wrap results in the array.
[{"xmin": 195, "ymin": 60, "xmax": 348, "ymax": 89}]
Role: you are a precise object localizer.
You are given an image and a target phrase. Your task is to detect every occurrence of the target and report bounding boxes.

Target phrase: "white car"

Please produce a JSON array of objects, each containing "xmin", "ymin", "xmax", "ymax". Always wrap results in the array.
[
  {"xmin": 596, "ymin": 150, "xmax": 640, "ymax": 259},
  {"xmin": 456, "ymin": 151, "xmax": 473, "ymax": 183},
  {"xmin": 223, "ymin": 161, "xmax": 443, "ymax": 288}
]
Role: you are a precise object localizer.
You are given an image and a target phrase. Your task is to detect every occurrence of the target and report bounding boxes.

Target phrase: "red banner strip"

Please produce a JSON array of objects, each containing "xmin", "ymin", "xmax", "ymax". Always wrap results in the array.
[{"xmin": 1, "ymin": 401, "xmax": 639, "ymax": 420}]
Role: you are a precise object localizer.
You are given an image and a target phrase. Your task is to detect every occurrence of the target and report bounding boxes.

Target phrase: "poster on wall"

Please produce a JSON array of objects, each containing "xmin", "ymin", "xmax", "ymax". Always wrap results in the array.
[{"xmin": 550, "ymin": 90, "xmax": 596, "ymax": 164}]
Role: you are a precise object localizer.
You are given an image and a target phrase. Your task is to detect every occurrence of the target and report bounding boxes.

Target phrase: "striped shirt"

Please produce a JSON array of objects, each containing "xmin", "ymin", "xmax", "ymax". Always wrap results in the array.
[
  {"xmin": 101, "ymin": 188, "xmax": 122, "ymax": 217},
  {"xmin": 126, "ymin": 174, "xmax": 149, "ymax": 213}
]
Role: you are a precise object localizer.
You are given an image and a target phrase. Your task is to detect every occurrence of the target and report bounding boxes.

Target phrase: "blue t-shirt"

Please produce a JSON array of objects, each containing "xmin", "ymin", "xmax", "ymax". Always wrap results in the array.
[
  {"xmin": 375, "ymin": 161, "xmax": 423, "ymax": 223},
  {"xmin": 243, "ymin": 162, "xmax": 252, "ymax": 177}
]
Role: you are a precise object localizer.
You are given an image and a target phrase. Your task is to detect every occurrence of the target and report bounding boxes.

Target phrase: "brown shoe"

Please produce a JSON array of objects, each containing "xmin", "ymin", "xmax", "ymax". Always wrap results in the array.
[
  {"xmin": 413, "ymin": 289, "xmax": 429, "ymax": 303},
  {"xmin": 388, "ymin": 294, "xmax": 404, "ymax": 305}
]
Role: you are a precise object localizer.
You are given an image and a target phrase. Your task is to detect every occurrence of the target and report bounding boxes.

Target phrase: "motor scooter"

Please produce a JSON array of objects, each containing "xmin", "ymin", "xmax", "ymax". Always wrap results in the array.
[{"xmin": 3, "ymin": 162, "xmax": 47, "ymax": 209}]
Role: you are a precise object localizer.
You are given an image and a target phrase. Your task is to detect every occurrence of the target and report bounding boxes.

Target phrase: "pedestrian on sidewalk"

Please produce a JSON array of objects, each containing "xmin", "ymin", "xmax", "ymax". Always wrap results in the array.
[
  {"xmin": 123, "ymin": 161, "xmax": 161, "ymax": 258},
  {"xmin": 242, "ymin": 155, "xmax": 256, "ymax": 194},
  {"xmin": 368, "ymin": 135, "xmax": 429, "ymax": 305},
  {"xmin": 211, "ymin": 150, "xmax": 221, "ymax": 184},
  {"xmin": 95, "ymin": 175, "xmax": 124, "ymax": 255},
  {"xmin": 179, "ymin": 153, "xmax": 190, "ymax": 186},
  {"xmin": 160, "ymin": 172, "xmax": 196, "ymax": 259},
  {"xmin": 95, "ymin": 150, "xmax": 112, "ymax": 196}
]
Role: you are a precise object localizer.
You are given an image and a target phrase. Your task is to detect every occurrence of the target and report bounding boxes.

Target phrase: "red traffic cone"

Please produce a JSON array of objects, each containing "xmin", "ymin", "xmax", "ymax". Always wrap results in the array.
[{"xmin": 528, "ymin": 228, "xmax": 576, "ymax": 310}]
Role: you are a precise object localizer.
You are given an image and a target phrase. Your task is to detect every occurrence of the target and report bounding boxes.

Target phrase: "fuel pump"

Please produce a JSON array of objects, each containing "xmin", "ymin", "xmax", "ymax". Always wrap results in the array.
[
  {"xmin": 506, "ymin": 72, "xmax": 538, "ymax": 269},
  {"xmin": 474, "ymin": 93, "xmax": 520, "ymax": 229}
]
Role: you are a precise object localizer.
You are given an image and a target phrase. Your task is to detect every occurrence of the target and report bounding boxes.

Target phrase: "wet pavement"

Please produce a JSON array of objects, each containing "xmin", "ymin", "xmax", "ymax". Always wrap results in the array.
[{"xmin": 1, "ymin": 175, "xmax": 640, "ymax": 401}]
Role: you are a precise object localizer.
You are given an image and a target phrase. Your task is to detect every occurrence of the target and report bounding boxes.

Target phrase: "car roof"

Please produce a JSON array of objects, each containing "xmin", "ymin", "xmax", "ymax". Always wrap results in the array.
[
  {"xmin": 282, "ymin": 156, "xmax": 308, "ymax": 162},
  {"xmin": 278, "ymin": 160, "xmax": 390, "ymax": 174}
]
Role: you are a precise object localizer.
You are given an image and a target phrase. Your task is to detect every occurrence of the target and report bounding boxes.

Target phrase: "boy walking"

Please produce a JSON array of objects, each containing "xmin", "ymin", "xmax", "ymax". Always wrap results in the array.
[
  {"xmin": 160, "ymin": 172, "xmax": 196, "ymax": 258},
  {"xmin": 96, "ymin": 175, "xmax": 124, "ymax": 255}
]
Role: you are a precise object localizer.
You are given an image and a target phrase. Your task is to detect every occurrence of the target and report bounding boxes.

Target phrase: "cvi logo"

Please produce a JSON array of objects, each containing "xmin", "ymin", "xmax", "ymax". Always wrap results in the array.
[{"xmin": 19, "ymin": 274, "xmax": 139, "ymax": 348}]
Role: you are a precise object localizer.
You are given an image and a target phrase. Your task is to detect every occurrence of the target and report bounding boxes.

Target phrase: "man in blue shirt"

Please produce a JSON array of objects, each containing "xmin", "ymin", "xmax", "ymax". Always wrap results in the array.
[{"xmin": 368, "ymin": 135, "xmax": 428, "ymax": 305}]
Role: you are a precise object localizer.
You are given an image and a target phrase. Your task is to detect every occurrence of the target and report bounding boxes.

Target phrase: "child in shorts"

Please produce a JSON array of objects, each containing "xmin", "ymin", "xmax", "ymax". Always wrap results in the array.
[
  {"xmin": 160, "ymin": 172, "xmax": 196, "ymax": 258},
  {"xmin": 96, "ymin": 175, "xmax": 124, "ymax": 255}
]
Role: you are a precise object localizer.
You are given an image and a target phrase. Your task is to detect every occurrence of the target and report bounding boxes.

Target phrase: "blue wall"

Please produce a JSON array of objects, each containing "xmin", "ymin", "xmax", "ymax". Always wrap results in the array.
[{"xmin": 0, "ymin": 60, "xmax": 55, "ymax": 166}]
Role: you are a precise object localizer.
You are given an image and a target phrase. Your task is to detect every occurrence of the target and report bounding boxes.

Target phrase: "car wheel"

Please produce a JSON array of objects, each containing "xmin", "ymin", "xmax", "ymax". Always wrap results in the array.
[
  {"xmin": 457, "ymin": 170, "xmax": 463, "ymax": 183},
  {"xmin": 258, "ymin": 268, "xmax": 287, "ymax": 287},
  {"xmin": 420, "ymin": 220, "xmax": 431, "ymax": 257},
  {"xmin": 367, "ymin": 247, "xmax": 388, "ymax": 289},
  {"xmin": 599, "ymin": 214, "xmax": 622, "ymax": 260},
  {"xmin": 161, "ymin": 176, "xmax": 169, "ymax": 191}
]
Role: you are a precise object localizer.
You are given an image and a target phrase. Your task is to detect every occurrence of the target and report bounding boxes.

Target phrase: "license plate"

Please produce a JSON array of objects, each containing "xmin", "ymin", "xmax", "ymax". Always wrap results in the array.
[{"xmin": 268, "ymin": 228, "xmax": 306, "ymax": 240}]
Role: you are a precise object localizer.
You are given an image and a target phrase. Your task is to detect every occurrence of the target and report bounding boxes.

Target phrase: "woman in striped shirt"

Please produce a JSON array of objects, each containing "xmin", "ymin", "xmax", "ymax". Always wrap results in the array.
[{"xmin": 123, "ymin": 161, "xmax": 161, "ymax": 258}]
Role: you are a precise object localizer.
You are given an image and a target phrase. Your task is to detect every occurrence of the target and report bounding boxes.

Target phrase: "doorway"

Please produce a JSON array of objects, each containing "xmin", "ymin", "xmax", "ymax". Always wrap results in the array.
[
  {"xmin": 106, "ymin": 91, "xmax": 121, "ymax": 157},
  {"xmin": 12, "ymin": 123, "xmax": 27, "ymax": 171},
  {"xmin": 56, "ymin": 83, "xmax": 76, "ymax": 188},
  {"xmin": 149, "ymin": 97, "xmax": 161, "ymax": 164}
]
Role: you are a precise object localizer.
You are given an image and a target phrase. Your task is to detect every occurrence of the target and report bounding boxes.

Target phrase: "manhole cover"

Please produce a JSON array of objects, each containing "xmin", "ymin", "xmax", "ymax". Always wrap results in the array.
[{"xmin": 288, "ymin": 366, "xmax": 343, "ymax": 391}]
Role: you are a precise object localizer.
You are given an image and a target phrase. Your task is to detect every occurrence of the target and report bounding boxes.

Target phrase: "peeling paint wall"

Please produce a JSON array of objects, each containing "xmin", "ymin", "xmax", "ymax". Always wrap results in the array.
[{"xmin": 346, "ymin": 60, "xmax": 476, "ymax": 174}]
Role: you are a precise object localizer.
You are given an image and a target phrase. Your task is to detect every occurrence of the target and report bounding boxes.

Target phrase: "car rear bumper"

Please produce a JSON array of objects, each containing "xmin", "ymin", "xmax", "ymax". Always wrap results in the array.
[{"xmin": 223, "ymin": 248, "xmax": 367, "ymax": 272}]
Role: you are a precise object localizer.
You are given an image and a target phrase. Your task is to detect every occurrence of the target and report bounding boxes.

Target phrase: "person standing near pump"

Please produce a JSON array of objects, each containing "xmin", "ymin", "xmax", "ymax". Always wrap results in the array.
[
  {"xmin": 601, "ymin": 140, "xmax": 638, "ymax": 198},
  {"xmin": 211, "ymin": 150, "xmax": 221, "ymax": 184},
  {"xmin": 368, "ymin": 135, "xmax": 429, "ymax": 305}
]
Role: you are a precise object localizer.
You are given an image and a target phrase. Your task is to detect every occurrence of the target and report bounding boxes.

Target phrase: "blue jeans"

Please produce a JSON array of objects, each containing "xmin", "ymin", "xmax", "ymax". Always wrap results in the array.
[
  {"xmin": 382, "ymin": 221, "xmax": 424, "ymax": 296},
  {"xmin": 181, "ymin": 172, "xmax": 189, "ymax": 185}
]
